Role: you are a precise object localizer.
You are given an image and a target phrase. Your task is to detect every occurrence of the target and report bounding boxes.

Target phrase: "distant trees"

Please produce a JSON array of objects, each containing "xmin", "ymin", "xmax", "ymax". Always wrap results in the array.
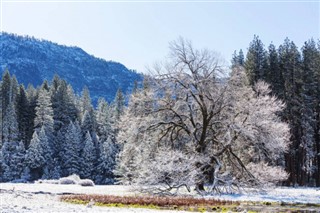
[
  {"xmin": 0, "ymin": 72, "xmax": 119, "ymax": 183},
  {"xmin": 116, "ymin": 38, "xmax": 290, "ymax": 194},
  {"xmin": 243, "ymin": 36, "xmax": 320, "ymax": 187}
]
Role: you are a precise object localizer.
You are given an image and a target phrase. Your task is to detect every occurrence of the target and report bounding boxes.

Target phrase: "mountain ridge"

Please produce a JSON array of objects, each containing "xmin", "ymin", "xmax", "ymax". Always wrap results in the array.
[{"xmin": 0, "ymin": 32, "xmax": 143, "ymax": 104}]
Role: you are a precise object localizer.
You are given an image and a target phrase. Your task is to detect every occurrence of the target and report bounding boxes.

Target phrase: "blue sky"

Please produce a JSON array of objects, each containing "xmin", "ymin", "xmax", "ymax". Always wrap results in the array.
[{"xmin": 1, "ymin": 1, "xmax": 319, "ymax": 73}]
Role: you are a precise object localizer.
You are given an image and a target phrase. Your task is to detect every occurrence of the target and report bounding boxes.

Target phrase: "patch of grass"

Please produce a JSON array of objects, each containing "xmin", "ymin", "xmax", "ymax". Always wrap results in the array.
[
  {"xmin": 61, "ymin": 194, "xmax": 238, "ymax": 212},
  {"xmin": 61, "ymin": 194, "xmax": 320, "ymax": 212},
  {"xmin": 65, "ymin": 199, "xmax": 89, "ymax": 205},
  {"xmin": 63, "ymin": 198, "xmax": 161, "ymax": 210},
  {"xmin": 61, "ymin": 194, "xmax": 237, "ymax": 207}
]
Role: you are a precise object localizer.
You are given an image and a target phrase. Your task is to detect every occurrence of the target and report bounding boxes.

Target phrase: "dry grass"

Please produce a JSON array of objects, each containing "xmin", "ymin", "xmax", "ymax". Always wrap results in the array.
[{"xmin": 61, "ymin": 194, "xmax": 238, "ymax": 208}]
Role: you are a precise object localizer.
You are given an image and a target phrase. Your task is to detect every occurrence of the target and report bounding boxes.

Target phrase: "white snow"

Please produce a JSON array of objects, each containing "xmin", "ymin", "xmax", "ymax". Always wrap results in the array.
[
  {"xmin": 0, "ymin": 183, "xmax": 187, "ymax": 213},
  {"xmin": 1, "ymin": 183, "xmax": 319, "ymax": 213},
  {"xmin": 204, "ymin": 187, "xmax": 320, "ymax": 204}
]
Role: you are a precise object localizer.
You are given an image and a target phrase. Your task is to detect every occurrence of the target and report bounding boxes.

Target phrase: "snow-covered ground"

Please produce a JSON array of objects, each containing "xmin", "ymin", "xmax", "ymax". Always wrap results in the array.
[
  {"xmin": 0, "ymin": 183, "xmax": 188, "ymax": 213},
  {"xmin": 207, "ymin": 187, "xmax": 320, "ymax": 204},
  {"xmin": 0, "ymin": 183, "xmax": 319, "ymax": 212}
]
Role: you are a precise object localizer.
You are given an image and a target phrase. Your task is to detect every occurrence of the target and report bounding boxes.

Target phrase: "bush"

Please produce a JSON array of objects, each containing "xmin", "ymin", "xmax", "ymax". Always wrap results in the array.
[
  {"xmin": 59, "ymin": 177, "xmax": 77, "ymax": 185},
  {"xmin": 78, "ymin": 179, "xmax": 95, "ymax": 187},
  {"xmin": 35, "ymin": 174, "xmax": 93, "ymax": 186},
  {"xmin": 59, "ymin": 174, "xmax": 81, "ymax": 185},
  {"xmin": 68, "ymin": 174, "xmax": 81, "ymax": 182}
]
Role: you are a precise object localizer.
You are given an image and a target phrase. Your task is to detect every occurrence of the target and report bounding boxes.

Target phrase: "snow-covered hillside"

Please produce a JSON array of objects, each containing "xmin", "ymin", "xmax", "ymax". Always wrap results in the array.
[{"xmin": 0, "ymin": 32, "xmax": 143, "ymax": 104}]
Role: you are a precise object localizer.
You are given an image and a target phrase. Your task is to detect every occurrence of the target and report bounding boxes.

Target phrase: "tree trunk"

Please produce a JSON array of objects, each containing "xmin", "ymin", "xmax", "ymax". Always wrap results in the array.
[{"xmin": 196, "ymin": 183, "xmax": 205, "ymax": 191}]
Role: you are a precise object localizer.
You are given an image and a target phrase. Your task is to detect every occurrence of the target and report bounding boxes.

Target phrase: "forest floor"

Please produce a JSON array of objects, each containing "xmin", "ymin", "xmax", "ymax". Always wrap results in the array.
[{"xmin": 0, "ymin": 183, "xmax": 320, "ymax": 212}]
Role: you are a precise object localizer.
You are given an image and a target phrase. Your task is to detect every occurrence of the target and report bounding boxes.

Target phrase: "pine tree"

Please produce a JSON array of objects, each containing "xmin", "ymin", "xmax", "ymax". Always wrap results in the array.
[
  {"xmin": 267, "ymin": 43, "xmax": 283, "ymax": 96},
  {"xmin": 1, "ymin": 140, "xmax": 25, "ymax": 181},
  {"xmin": 1, "ymin": 70, "xmax": 11, "ymax": 118},
  {"xmin": 38, "ymin": 126, "xmax": 52, "ymax": 178},
  {"xmin": 245, "ymin": 35, "xmax": 268, "ymax": 85},
  {"xmin": 300, "ymin": 39, "xmax": 318, "ymax": 185},
  {"xmin": 278, "ymin": 38, "xmax": 303, "ymax": 185},
  {"xmin": 231, "ymin": 50, "xmax": 239, "ymax": 68},
  {"xmin": 26, "ymin": 84, "xmax": 38, "ymax": 145},
  {"xmin": 1, "ymin": 70, "xmax": 11, "ymax": 144},
  {"xmin": 80, "ymin": 86, "xmax": 94, "ymax": 119},
  {"xmin": 81, "ymin": 110, "xmax": 94, "ymax": 137},
  {"xmin": 231, "ymin": 49, "xmax": 244, "ymax": 68},
  {"xmin": 95, "ymin": 137, "xmax": 117, "ymax": 184},
  {"xmin": 41, "ymin": 80, "xmax": 50, "ymax": 91},
  {"xmin": 114, "ymin": 88, "xmax": 125, "ymax": 120},
  {"xmin": 80, "ymin": 132, "xmax": 96, "ymax": 178},
  {"xmin": 238, "ymin": 49, "xmax": 244, "ymax": 66},
  {"xmin": 10, "ymin": 75, "xmax": 19, "ymax": 104},
  {"xmin": 51, "ymin": 78, "xmax": 78, "ymax": 131},
  {"xmin": 34, "ymin": 87, "xmax": 54, "ymax": 133},
  {"xmin": 61, "ymin": 122, "xmax": 82, "ymax": 176},
  {"xmin": 96, "ymin": 98, "xmax": 113, "ymax": 141},
  {"xmin": 3, "ymin": 101, "xmax": 19, "ymax": 144},
  {"xmin": 16, "ymin": 85, "xmax": 30, "ymax": 147},
  {"xmin": 25, "ymin": 131, "xmax": 45, "ymax": 180}
]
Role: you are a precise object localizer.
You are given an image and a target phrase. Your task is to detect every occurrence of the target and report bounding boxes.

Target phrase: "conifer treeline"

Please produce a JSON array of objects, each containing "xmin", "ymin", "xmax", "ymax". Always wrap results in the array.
[
  {"xmin": 233, "ymin": 36, "xmax": 320, "ymax": 186},
  {"xmin": 0, "ymin": 72, "xmax": 124, "ymax": 184}
]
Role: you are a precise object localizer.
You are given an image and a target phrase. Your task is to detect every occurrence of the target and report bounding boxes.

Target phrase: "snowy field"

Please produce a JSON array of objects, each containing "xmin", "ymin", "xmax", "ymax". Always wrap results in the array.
[
  {"xmin": 1, "ymin": 183, "xmax": 320, "ymax": 212},
  {"xmin": 0, "ymin": 183, "xmax": 189, "ymax": 213}
]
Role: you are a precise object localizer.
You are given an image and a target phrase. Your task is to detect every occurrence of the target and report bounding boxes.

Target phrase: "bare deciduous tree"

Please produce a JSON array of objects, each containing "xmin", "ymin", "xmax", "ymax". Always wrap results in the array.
[{"xmin": 115, "ymin": 38, "xmax": 290, "ymax": 194}]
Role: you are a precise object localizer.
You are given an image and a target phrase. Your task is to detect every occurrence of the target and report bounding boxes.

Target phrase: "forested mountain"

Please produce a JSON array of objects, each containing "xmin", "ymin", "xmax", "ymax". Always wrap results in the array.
[
  {"xmin": 0, "ymin": 32, "xmax": 142, "ymax": 104},
  {"xmin": 233, "ymin": 36, "xmax": 320, "ymax": 187},
  {"xmin": 0, "ymin": 72, "xmax": 122, "ymax": 184}
]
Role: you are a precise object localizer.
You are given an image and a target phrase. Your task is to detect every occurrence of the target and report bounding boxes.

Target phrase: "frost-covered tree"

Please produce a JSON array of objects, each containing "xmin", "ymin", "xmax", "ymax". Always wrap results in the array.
[
  {"xmin": 1, "ymin": 70, "xmax": 12, "ymax": 119},
  {"xmin": 25, "ymin": 129, "xmax": 51, "ymax": 180},
  {"xmin": 0, "ymin": 75, "xmax": 25, "ymax": 181},
  {"xmin": 80, "ymin": 86, "xmax": 94, "ymax": 119},
  {"xmin": 1, "ymin": 141, "xmax": 25, "ymax": 181},
  {"xmin": 116, "ymin": 38, "xmax": 290, "ymax": 194},
  {"xmin": 115, "ymin": 77, "xmax": 155, "ymax": 184},
  {"xmin": 34, "ymin": 87, "xmax": 54, "ymax": 133},
  {"xmin": 80, "ymin": 132, "xmax": 96, "ymax": 178},
  {"xmin": 34, "ymin": 87, "xmax": 55, "ymax": 164},
  {"xmin": 3, "ymin": 101, "xmax": 19, "ymax": 144},
  {"xmin": 25, "ymin": 131, "xmax": 44, "ymax": 177},
  {"xmin": 95, "ymin": 98, "xmax": 115, "ymax": 159},
  {"xmin": 16, "ymin": 85, "xmax": 30, "ymax": 147},
  {"xmin": 113, "ymin": 88, "xmax": 125, "ymax": 120},
  {"xmin": 81, "ymin": 110, "xmax": 94, "ymax": 137},
  {"xmin": 25, "ymin": 84, "xmax": 38, "ymax": 145},
  {"xmin": 51, "ymin": 78, "xmax": 78, "ymax": 131},
  {"xmin": 96, "ymin": 137, "xmax": 117, "ymax": 184},
  {"xmin": 61, "ymin": 121, "xmax": 82, "ymax": 176},
  {"xmin": 96, "ymin": 98, "xmax": 112, "ymax": 140}
]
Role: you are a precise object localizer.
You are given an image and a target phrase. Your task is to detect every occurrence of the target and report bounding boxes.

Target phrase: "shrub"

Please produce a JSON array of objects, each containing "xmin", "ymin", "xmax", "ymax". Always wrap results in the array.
[
  {"xmin": 78, "ymin": 179, "xmax": 95, "ymax": 187},
  {"xmin": 67, "ymin": 174, "xmax": 81, "ymax": 182},
  {"xmin": 59, "ymin": 177, "xmax": 77, "ymax": 185},
  {"xmin": 59, "ymin": 174, "xmax": 81, "ymax": 185}
]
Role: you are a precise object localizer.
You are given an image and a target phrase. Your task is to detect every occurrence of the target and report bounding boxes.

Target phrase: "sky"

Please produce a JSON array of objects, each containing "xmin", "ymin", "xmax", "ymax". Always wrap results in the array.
[{"xmin": 0, "ymin": 0, "xmax": 319, "ymax": 73}]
